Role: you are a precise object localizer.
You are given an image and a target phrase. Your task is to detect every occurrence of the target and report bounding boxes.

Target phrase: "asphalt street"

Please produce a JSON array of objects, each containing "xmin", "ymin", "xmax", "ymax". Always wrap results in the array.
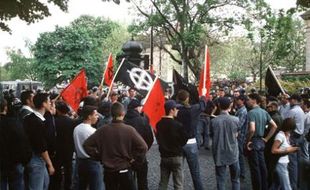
[{"xmin": 147, "ymin": 144, "xmax": 252, "ymax": 190}]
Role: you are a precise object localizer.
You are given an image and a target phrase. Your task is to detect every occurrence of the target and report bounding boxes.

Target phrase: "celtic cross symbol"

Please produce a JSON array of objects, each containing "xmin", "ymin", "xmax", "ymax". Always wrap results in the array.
[{"xmin": 127, "ymin": 68, "xmax": 153, "ymax": 91}]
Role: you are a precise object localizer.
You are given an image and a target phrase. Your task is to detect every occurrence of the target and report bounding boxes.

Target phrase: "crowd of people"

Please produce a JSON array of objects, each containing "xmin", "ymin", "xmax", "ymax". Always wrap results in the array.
[{"xmin": 0, "ymin": 84, "xmax": 310, "ymax": 190}]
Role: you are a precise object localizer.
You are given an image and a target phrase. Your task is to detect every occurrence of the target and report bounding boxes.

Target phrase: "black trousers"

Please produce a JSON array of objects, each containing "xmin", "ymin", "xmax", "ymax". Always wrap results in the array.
[
  {"xmin": 133, "ymin": 160, "xmax": 148, "ymax": 190},
  {"xmin": 104, "ymin": 169, "xmax": 136, "ymax": 190},
  {"xmin": 49, "ymin": 154, "xmax": 73, "ymax": 190}
]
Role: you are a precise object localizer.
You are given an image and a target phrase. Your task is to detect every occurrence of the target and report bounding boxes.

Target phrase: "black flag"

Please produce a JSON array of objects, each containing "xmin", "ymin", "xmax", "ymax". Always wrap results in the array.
[
  {"xmin": 265, "ymin": 66, "xmax": 285, "ymax": 97},
  {"xmin": 114, "ymin": 60, "xmax": 168, "ymax": 96},
  {"xmin": 172, "ymin": 69, "xmax": 199, "ymax": 103}
]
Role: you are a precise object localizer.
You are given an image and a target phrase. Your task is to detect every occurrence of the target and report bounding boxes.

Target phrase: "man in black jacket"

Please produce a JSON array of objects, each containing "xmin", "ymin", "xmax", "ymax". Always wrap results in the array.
[
  {"xmin": 0, "ymin": 97, "xmax": 31, "ymax": 190},
  {"xmin": 49, "ymin": 101, "xmax": 77, "ymax": 190},
  {"xmin": 176, "ymin": 90, "xmax": 206, "ymax": 190},
  {"xmin": 23, "ymin": 93, "xmax": 55, "ymax": 190},
  {"xmin": 124, "ymin": 99, "xmax": 154, "ymax": 190},
  {"xmin": 156, "ymin": 100, "xmax": 188, "ymax": 190}
]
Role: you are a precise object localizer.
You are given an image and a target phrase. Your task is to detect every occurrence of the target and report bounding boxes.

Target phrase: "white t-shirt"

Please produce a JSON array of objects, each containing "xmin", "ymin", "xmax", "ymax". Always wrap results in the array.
[
  {"xmin": 73, "ymin": 123, "xmax": 96, "ymax": 159},
  {"xmin": 274, "ymin": 131, "xmax": 291, "ymax": 163}
]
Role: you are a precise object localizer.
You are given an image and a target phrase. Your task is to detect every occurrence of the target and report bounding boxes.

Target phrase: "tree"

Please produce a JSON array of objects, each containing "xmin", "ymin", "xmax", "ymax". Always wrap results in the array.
[
  {"xmin": 33, "ymin": 15, "xmax": 124, "ymax": 88},
  {"xmin": 244, "ymin": 4, "xmax": 306, "ymax": 89},
  {"xmin": 4, "ymin": 50, "xmax": 37, "ymax": 80},
  {"xmin": 297, "ymin": 0, "xmax": 310, "ymax": 8},
  {"xmin": 0, "ymin": 0, "xmax": 68, "ymax": 32},
  {"xmin": 129, "ymin": 0, "xmax": 257, "ymax": 81},
  {"xmin": 0, "ymin": 0, "xmax": 130, "ymax": 32},
  {"xmin": 0, "ymin": 66, "xmax": 11, "ymax": 81}
]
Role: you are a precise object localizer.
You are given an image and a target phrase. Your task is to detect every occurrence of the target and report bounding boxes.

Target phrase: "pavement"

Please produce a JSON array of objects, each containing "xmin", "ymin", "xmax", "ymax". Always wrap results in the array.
[{"xmin": 147, "ymin": 144, "xmax": 252, "ymax": 190}]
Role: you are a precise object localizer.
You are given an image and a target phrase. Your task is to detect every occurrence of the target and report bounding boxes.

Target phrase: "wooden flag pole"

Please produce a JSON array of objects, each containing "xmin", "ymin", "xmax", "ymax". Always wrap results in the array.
[
  {"xmin": 106, "ymin": 58, "xmax": 125, "ymax": 99},
  {"xmin": 202, "ymin": 45, "xmax": 208, "ymax": 96}
]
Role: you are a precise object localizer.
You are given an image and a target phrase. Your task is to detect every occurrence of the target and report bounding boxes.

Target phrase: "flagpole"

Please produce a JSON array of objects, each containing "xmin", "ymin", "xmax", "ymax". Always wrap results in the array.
[
  {"xmin": 100, "ymin": 53, "xmax": 112, "ymax": 88},
  {"xmin": 202, "ymin": 45, "xmax": 208, "ymax": 95},
  {"xmin": 106, "ymin": 58, "xmax": 125, "ymax": 99}
]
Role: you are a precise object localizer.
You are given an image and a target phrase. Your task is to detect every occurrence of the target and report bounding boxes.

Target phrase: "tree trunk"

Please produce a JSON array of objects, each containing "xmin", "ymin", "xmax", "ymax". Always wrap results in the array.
[{"xmin": 181, "ymin": 44, "xmax": 189, "ymax": 82}]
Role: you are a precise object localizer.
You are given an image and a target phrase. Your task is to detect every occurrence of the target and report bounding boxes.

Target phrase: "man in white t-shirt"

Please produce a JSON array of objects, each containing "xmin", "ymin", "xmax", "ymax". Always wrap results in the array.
[{"xmin": 73, "ymin": 105, "xmax": 104, "ymax": 190}]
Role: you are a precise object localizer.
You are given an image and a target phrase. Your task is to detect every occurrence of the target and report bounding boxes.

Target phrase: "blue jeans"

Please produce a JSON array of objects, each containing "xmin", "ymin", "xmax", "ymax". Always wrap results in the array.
[
  {"xmin": 26, "ymin": 154, "xmax": 49, "ymax": 190},
  {"xmin": 272, "ymin": 162, "xmax": 292, "ymax": 190},
  {"xmin": 288, "ymin": 133, "xmax": 303, "ymax": 190},
  {"xmin": 196, "ymin": 116, "xmax": 210, "ymax": 148},
  {"xmin": 183, "ymin": 143, "xmax": 204, "ymax": 190},
  {"xmin": 0, "ymin": 163, "xmax": 25, "ymax": 190},
  {"xmin": 248, "ymin": 138, "xmax": 268, "ymax": 190},
  {"xmin": 77, "ymin": 158, "xmax": 104, "ymax": 190},
  {"xmin": 238, "ymin": 140, "xmax": 245, "ymax": 178},
  {"xmin": 215, "ymin": 161, "xmax": 240, "ymax": 190}
]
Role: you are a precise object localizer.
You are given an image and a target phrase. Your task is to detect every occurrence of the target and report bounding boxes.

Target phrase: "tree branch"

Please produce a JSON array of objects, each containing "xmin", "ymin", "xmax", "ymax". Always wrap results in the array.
[
  {"xmin": 131, "ymin": 0, "xmax": 150, "ymax": 18},
  {"xmin": 160, "ymin": 45, "xmax": 182, "ymax": 64},
  {"xmin": 149, "ymin": 0, "xmax": 182, "ymax": 38}
]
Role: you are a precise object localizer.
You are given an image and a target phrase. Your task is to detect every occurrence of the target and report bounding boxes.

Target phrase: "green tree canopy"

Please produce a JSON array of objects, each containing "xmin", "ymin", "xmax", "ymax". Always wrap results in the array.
[
  {"xmin": 33, "ymin": 15, "xmax": 126, "ymax": 88},
  {"xmin": 129, "ymin": 0, "xmax": 265, "ymax": 81},
  {"xmin": 4, "ymin": 49, "xmax": 37, "ymax": 80},
  {"xmin": 0, "ymin": 0, "xmax": 68, "ymax": 32}
]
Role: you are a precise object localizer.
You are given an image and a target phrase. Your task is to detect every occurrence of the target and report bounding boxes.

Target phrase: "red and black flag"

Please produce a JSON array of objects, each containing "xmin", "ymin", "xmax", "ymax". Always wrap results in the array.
[
  {"xmin": 142, "ymin": 77, "xmax": 165, "ymax": 131},
  {"xmin": 61, "ymin": 69, "xmax": 88, "ymax": 111},
  {"xmin": 114, "ymin": 60, "xmax": 168, "ymax": 96},
  {"xmin": 101, "ymin": 53, "xmax": 113, "ymax": 86}
]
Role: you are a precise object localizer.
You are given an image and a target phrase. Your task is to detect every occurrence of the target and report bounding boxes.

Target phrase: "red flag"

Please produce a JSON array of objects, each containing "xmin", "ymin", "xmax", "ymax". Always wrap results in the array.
[
  {"xmin": 198, "ymin": 45, "xmax": 211, "ymax": 97},
  {"xmin": 103, "ymin": 53, "xmax": 113, "ymax": 86},
  {"xmin": 142, "ymin": 78, "xmax": 165, "ymax": 131},
  {"xmin": 61, "ymin": 69, "xmax": 88, "ymax": 111}
]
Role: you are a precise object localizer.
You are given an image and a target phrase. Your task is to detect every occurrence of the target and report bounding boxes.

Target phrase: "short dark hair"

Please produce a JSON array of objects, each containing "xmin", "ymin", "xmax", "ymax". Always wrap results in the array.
[
  {"xmin": 177, "ymin": 90, "xmax": 189, "ymax": 102},
  {"xmin": 218, "ymin": 97, "xmax": 232, "ymax": 110},
  {"xmin": 33, "ymin": 93, "xmax": 49, "ymax": 109},
  {"xmin": 82, "ymin": 96, "xmax": 98, "ymax": 107},
  {"xmin": 303, "ymin": 98, "xmax": 310, "ymax": 108},
  {"xmin": 268, "ymin": 101, "xmax": 279, "ymax": 109},
  {"xmin": 56, "ymin": 101, "xmax": 70, "ymax": 114},
  {"xmin": 248, "ymin": 93, "xmax": 261, "ymax": 104},
  {"xmin": 81, "ymin": 105, "xmax": 97, "ymax": 120},
  {"xmin": 0, "ymin": 98, "xmax": 7, "ymax": 112},
  {"xmin": 281, "ymin": 118, "xmax": 296, "ymax": 132},
  {"xmin": 111, "ymin": 102, "xmax": 124, "ymax": 119},
  {"xmin": 20, "ymin": 90, "xmax": 34, "ymax": 105}
]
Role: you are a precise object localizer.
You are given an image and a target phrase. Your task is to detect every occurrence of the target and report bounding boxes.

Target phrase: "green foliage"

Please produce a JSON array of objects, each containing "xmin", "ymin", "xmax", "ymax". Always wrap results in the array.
[
  {"xmin": 245, "ymin": 5, "xmax": 305, "ymax": 73},
  {"xmin": 0, "ymin": 0, "xmax": 68, "ymax": 32},
  {"xmin": 210, "ymin": 38, "xmax": 255, "ymax": 80},
  {"xmin": 33, "ymin": 15, "xmax": 123, "ymax": 88},
  {"xmin": 281, "ymin": 75, "xmax": 310, "ymax": 81},
  {"xmin": 130, "ymin": 0, "xmax": 256, "ymax": 81},
  {"xmin": 4, "ymin": 50, "xmax": 37, "ymax": 80},
  {"xmin": 280, "ymin": 79, "xmax": 310, "ymax": 94},
  {"xmin": 297, "ymin": 0, "xmax": 310, "ymax": 8},
  {"xmin": 0, "ymin": 66, "xmax": 11, "ymax": 81}
]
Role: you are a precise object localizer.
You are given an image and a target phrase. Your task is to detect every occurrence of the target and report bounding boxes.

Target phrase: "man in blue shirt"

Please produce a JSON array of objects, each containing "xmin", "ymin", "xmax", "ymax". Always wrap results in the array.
[
  {"xmin": 235, "ymin": 95, "xmax": 248, "ymax": 179},
  {"xmin": 211, "ymin": 97, "xmax": 240, "ymax": 190},
  {"xmin": 284, "ymin": 94, "xmax": 305, "ymax": 190}
]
